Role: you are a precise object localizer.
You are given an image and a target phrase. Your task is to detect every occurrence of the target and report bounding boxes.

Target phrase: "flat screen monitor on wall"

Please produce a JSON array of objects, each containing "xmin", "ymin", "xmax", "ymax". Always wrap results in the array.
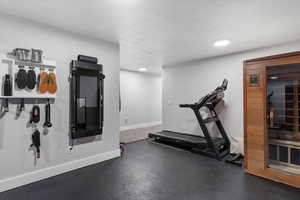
[{"xmin": 69, "ymin": 55, "xmax": 105, "ymax": 139}]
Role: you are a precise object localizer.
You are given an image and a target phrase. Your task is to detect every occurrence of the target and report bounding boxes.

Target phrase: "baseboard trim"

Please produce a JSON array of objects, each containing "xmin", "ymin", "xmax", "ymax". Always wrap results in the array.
[
  {"xmin": 120, "ymin": 121, "xmax": 161, "ymax": 131},
  {"xmin": 0, "ymin": 149, "xmax": 121, "ymax": 192}
]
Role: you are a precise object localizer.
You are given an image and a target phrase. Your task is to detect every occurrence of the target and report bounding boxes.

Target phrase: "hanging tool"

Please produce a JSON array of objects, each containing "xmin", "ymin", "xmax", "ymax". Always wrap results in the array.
[
  {"xmin": 30, "ymin": 105, "xmax": 40, "ymax": 124},
  {"xmin": 0, "ymin": 99, "xmax": 8, "ymax": 119},
  {"xmin": 31, "ymin": 130, "xmax": 41, "ymax": 159},
  {"xmin": 0, "ymin": 99, "xmax": 9, "ymax": 114},
  {"xmin": 16, "ymin": 99, "xmax": 25, "ymax": 118},
  {"xmin": 43, "ymin": 99, "xmax": 52, "ymax": 128},
  {"xmin": 3, "ymin": 74, "xmax": 12, "ymax": 96},
  {"xmin": 4, "ymin": 99, "xmax": 8, "ymax": 112},
  {"xmin": 30, "ymin": 104, "xmax": 41, "ymax": 159}
]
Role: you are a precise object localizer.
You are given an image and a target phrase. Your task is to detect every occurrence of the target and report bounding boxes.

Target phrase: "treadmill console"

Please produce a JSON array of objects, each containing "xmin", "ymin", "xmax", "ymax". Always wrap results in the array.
[{"xmin": 196, "ymin": 79, "xmax": 228, "ymax": 106}]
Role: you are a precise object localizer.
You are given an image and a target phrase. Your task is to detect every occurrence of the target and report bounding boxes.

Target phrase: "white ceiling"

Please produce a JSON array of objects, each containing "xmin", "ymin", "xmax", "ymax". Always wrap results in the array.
[{"xmin": 0, "ymin": 0, "xmax": 300, "ymax": 73}]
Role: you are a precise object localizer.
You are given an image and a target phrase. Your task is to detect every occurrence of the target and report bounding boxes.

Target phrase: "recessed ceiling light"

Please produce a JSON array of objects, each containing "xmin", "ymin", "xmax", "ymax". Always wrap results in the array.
[
  {"xmin": 214, "ymin": 40, "xmax": 231, "ymax": 47},
  {"xmin": 139, "ymin": 67, "xmax": 147, "ymax": 72}
]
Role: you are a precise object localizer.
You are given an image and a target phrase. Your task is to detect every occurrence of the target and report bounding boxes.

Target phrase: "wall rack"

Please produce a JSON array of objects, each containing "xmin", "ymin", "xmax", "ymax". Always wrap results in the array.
[
  {"xmin": 14, "ymin": 60, "xmax": 56, "ymax": 70},
  {"xmin": 0, "ymin": 96, "xmax": 55, "ymax": 99},
  {"xmin": 0, "ymin": 98, "xmax": 54, "ymax": 104},
  {"xmin": 0, "ymin": 52, "xmax": 57, "ymax": 100},
  {"xmin": 7, "ymin": 51, "xmax": 56, "ymax": 70}
]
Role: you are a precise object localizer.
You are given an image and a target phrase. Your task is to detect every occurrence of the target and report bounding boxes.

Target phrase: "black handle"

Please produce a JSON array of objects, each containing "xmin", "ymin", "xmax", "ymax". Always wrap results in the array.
[
  {"xmin": 31, "ymin": 130, "xmax": 41, "ymax": 158},
  {"xmin": 44, "ymin": 100, "xmax": 52, "ymax": 128},
  {"xmin": 179, "ymin": 104, "xmax": 193, "ymax": 108}
]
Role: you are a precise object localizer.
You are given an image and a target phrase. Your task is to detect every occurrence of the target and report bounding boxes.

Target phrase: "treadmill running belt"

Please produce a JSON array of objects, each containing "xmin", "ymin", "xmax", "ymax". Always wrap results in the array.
[{"xmin": 150, "ymin": 131, "xmax": 207, "ymax": 144}]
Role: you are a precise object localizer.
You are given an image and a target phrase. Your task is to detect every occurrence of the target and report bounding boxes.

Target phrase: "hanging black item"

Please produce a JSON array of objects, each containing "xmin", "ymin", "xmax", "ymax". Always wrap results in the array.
[
  {"xmin": 15, "ymin": 67, "xmax": 27, "ymax": 89},
  {"xmin": 31, "ymin": 130, "xmax": 41, "ymax": 158},
  {"xmin": 16, "ymin": 99, "xmax": 25, "ymax": 117},
  {"xmin": 26, "ymin": 68, "xmax": 36, "ymax": 90},
  {"xmin": 43, "ymin": 100, "xmax": 52, "ymax": 128},
  {"xmin": 30, "ymin": 105, "xmax": 40, "ymax": 124},
  {"xmin": 1, "ymin": 99, "xmax": 9, "ymax": 113},
  {"xmin": 69, "ymin": 55, "xmax": 105, "ymax": 139},
  {"xmin": 3, "ymin": 74, "xmax": 12, "ymax": 96}
]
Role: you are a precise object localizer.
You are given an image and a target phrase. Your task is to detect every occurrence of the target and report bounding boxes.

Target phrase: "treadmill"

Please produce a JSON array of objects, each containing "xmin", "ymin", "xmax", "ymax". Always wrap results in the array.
[{"xmin": 149, "ymin": 79, "xmax": 231, "ymax": 160}]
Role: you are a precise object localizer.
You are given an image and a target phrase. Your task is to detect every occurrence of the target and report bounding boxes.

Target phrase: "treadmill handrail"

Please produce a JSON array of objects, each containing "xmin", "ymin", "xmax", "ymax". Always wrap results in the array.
[
  {"xmin": 180, "ymin": 79, "xmax": 227, "ymax": 110},
  {"xmin": 179, "ymin": 104, "xmax": 195, "ymax": 108}
]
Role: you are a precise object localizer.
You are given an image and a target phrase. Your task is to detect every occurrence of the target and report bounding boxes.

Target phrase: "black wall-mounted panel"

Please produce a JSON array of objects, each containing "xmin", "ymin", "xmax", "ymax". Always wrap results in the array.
[{"xmin": 70, "ymin": 55, "xmax": 105, "ymax": 139}]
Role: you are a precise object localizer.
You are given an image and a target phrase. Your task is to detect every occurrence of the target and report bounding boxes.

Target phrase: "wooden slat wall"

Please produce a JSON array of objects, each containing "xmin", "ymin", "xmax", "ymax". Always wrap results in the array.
[{"xmin": 245, "ymin": 65, "xmax": 266, "ymax": 170}]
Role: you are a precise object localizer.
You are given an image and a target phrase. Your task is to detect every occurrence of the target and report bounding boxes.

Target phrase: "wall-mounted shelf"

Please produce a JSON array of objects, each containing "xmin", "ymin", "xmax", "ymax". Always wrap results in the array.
[
  {"xmin": 7, "ymin": 51, "xmax": 56, "ymax": 70},
  {"xmin": 0, "ymin": 52, "xmax": 57, "ymax": 100},
  {"xmin": 14, "ymin": 60, "xmax": 56, "ymax": 70},
  {"xmin": 0, "ymin": 96, "xmax": 55, "ymax": 105},
  {"xmin": 0, "ymin": 96, "xmax": 55, "ymax": 99}
]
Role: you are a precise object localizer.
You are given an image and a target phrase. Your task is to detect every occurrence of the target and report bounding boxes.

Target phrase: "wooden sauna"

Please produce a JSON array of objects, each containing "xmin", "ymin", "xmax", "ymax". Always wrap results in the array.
[{"xmin": 244, "ymin": 51, "xmax": 300, "ymax": 188}]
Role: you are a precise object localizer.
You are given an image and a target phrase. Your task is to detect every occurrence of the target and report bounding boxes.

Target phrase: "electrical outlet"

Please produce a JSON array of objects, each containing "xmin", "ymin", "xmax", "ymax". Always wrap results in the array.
[
  {"xmin": 124, "ymin": 118, "xmax": 128, "ymax": 124},
  {"xmin": 68, "ymin": 146, "xmax": 73, "ymax": 154}
]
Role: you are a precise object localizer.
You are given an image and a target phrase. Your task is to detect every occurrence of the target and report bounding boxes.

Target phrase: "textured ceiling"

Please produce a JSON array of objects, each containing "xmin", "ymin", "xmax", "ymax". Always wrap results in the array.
[{"xmin": 0, "ymin": 0, "xmax": 300, "ymax": 73}]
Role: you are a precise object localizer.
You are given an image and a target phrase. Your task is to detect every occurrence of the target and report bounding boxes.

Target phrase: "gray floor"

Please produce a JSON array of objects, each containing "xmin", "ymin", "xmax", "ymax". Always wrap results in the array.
[{"xmin": 1, "ymin": 140, "xmax": 300, "ymax": 200}]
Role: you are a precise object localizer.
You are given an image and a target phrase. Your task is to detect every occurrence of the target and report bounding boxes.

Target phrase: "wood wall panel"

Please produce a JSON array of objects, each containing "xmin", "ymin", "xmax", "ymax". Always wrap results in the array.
[{"xmin": 245, "ymin": 66, "xmax": 266, "ymax": 170}]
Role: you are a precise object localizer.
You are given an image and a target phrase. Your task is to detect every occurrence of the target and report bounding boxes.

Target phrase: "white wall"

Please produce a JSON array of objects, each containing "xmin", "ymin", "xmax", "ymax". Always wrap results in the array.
[
  {"xmin": 0, "ymin": 14, "xmax": 120, "ymax": 191},
  {"xmin": 120, "ymin": 70, "xmax": 162, "ymax": 129},
  {"xmin": 163, "ymin": 40, "xmax": 300, "ymax": 153}
]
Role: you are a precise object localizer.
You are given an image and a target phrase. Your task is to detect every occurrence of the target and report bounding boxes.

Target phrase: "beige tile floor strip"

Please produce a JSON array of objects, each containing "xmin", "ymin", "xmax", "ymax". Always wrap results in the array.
[{"xmin": 120, "ymin": 125, "xmax": 161, "ymax": 143}]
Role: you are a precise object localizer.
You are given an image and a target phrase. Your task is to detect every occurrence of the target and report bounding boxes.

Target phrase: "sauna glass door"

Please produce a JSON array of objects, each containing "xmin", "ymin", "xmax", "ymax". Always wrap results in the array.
[{"xmin": 267, "ymin": 64, "xmax": 300, "ymax": 173}]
